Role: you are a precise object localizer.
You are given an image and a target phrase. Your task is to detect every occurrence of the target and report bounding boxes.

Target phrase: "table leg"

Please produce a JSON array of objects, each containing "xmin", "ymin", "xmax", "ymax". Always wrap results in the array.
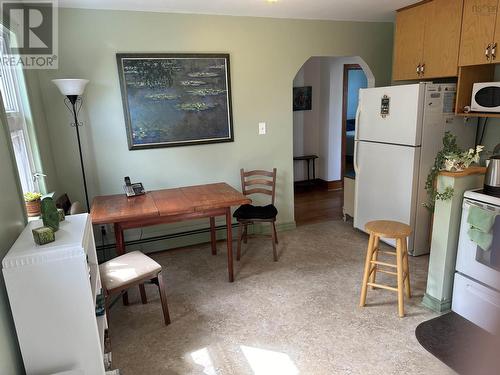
[
  {"xmin": 307, "ymin": 159, "xmax": 311, "ymax": 180},
  {"xmin": 225, "ymin": 208, "xmax": 234, "ymax": 282},
  {"xmin": 114, "ymin": 223, "xmax": 129, "ymax": 305},
  {"xmin": 312, "ymin": 158, "xmax": 316, "ymax": 180},
  {"xmin": 114, "ymin": 223, "xmax": 125, "ymax": 256},
  {"xmin": 210, "ymin": 217, "xmax": 217, "ymax": 255}
]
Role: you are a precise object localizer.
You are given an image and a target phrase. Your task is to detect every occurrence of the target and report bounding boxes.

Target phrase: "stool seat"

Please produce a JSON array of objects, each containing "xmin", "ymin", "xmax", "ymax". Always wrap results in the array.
[
  {"xmin": 365, "ymin": 220, "xmax": 412, "ymax": 239},
  {"xmin": 100, "ymin": 251, "xmax": 162, "ymax": 291}
]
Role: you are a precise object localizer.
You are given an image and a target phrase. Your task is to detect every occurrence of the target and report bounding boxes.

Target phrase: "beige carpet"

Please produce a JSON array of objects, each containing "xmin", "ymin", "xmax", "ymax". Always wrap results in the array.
[{"xmin": 109, "ymin": 220, "xmax": 454, "ymax": 374}]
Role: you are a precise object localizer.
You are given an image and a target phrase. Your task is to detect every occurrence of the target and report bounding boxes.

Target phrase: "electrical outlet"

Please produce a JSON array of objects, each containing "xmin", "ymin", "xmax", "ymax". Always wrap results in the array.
[{"xmin": 258, "ymin": 122, "xmax": 266, "ymax": 135}]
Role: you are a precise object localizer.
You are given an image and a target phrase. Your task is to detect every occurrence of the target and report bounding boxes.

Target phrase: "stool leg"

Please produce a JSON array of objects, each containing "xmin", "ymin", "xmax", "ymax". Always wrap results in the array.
[
  {"xmin": 157, "ymin": 271, "xmax": 171, "ymax": 325},
  {"xmin": 236, "ymin": 222, "xmax": 243, "ymax": 261},
  {"xmin": 402, "ymin": 238, "xmax": 411, "ymax": 298},
  {"xmin": 360, "ymin": 233, "xmax": 375, "ymax": 307},
  {"xmin": 139, "ymin": 283, "xmax": 148, "ymax": 304},
  {"xmin": 369, "ymin": 236, "xmax": 379, "ymax": 289},
  {"xmin": 122, "ymin": 291, "xmax": 129, "ymax": 306},
  {"xmin": 104, "ymin": 290, "xmax": 111, "ymax": 324},
  {"xmin": 396, "ymin": 238, "xmax": 405, "ymax": 317}
]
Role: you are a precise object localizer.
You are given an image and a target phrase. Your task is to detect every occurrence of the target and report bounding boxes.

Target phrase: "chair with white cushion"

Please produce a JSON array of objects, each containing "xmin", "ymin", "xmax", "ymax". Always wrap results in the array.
[{"xmin": 99, "ymin": 251, "xmax": 170, "ymax": 325}]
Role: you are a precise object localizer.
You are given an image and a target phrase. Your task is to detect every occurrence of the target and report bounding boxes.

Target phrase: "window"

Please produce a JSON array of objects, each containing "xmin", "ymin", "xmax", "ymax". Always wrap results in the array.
[{"xmin": 0, "ymin": 28, "xmax": 41, "ymax": 194}]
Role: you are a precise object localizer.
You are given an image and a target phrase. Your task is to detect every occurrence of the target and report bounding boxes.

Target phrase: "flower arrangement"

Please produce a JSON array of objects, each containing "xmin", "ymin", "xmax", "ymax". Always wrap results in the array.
[
  {"xmin": 24, "ymin": 192, "xmax": 42, "ymax": 202},
  {"xmin": 424, "ymin": 132, "xmax": 484, "ymax": 211}
]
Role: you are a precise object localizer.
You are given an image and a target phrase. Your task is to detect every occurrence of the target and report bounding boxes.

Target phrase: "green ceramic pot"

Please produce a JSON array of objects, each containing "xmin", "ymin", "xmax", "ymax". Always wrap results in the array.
[{"xmin": 41, "ymin": 197, "xmax": 60, "ymax": 232}]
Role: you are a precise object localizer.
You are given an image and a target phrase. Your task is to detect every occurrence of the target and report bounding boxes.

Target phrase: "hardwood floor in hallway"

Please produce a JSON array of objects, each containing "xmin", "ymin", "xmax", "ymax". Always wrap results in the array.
[{"xmin": 294, "ymin": 185, "xmax": 344, "ymax": 226}]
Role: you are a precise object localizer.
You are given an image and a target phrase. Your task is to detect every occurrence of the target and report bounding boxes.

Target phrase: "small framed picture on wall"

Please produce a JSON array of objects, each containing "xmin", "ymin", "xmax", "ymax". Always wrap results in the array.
[{"xmin": 293, "ymin": 86, "xmax": 312, "ymax": 111}]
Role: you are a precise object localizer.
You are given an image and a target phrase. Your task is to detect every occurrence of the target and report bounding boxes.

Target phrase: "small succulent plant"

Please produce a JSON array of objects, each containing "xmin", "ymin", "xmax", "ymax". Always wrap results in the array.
[{"xmin": 24, "ymin": 192, "xmax": 42, "ymax": 202}]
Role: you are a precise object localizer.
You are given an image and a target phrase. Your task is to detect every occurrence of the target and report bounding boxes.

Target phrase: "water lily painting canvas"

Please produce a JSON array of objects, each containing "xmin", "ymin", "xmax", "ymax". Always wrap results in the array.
[{"xmin": 117, "ymin": 53, "xmax": 233, "ymax": 149}]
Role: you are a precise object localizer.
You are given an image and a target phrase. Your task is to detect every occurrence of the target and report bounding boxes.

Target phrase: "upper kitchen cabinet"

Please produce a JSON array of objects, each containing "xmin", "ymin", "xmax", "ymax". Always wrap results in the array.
[
  {"xmin": 393, "ymin": 0, "xmax": 464, "ymax": 81},
  {"xmin": 392, "ymin": 3, "xmax": 427, "ymax": 81},
  {"xmin": 423, "ymin": 0, "xmax": 464, "ymax": 77},
  {"xmin": 459, "ymin": 0, "xmax": 499, "ymax": 66}
]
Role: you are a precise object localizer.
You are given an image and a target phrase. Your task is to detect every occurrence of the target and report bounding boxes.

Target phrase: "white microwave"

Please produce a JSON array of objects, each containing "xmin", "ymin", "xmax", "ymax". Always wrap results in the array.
[{"xmin": 471, "ymin": 82, "xmax": 500, "ymax": 112}]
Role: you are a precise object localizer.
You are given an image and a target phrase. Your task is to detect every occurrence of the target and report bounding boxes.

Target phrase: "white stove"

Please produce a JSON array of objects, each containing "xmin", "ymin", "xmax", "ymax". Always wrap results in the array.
[{"xmin": 452, "ymin": 189, "xmax": 500, "ymax": 334}]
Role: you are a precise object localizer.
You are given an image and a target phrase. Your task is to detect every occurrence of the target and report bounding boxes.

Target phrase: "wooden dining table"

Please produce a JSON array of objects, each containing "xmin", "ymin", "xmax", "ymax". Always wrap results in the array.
[{"xmin": 91, "ymin": 182, "xmax": 251, "ymax": 283}]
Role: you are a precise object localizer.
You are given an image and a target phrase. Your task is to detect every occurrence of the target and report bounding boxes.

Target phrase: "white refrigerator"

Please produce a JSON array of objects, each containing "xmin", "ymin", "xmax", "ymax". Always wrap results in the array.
[{"xmin": 353, "ymin": 83, "xmax": 476, "ymax": 256}]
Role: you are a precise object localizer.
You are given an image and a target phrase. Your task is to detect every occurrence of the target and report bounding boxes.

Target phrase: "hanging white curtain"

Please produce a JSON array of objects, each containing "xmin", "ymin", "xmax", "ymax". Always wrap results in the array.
[
  {"xmin": 10, "ymin": 128, "xmax": 35, "ymax": 193},
  {"xmin": 0, "ymin": 27, "xmax": 38, "ymax": 193}
]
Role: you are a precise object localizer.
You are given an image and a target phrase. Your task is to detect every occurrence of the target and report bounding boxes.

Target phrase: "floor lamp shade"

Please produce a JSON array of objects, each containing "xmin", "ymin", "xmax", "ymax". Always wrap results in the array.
[{"xmin": 52, "ymin": 79, "xmax": 89, "ymax": 96}]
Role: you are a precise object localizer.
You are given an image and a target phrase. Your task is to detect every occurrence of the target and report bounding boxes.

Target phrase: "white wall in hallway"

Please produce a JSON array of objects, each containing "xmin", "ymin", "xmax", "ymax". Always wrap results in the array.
[{"xmin": 293, "ymin": 56, "xmax": 374, "ymax": 182}]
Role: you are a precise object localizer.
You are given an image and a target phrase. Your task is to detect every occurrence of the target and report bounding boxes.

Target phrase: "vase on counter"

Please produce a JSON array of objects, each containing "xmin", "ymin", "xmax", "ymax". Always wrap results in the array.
[{"xmin": 41, "ymin": 197, "xmax": 60, "ymax": 232}]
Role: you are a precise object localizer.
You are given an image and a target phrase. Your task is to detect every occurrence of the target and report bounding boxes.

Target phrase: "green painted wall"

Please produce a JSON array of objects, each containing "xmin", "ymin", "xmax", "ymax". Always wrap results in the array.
[
  {"xmin": 0, "ymin": 103, "xmax": 26, "ymax": 373},
  {"xmin": 33, "ymin": 9, "xmax": 393, "ymax": 241}
]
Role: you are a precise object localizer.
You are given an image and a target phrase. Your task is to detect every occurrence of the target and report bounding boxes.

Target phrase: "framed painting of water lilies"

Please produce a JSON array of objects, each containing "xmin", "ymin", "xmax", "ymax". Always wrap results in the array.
[{"xmin": 116, "ymin": 53, "xmax": 233, "ymax": 149}]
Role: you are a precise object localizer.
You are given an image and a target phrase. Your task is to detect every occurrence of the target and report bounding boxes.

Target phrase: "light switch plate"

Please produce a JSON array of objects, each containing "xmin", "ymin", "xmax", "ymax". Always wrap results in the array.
[{"xmin": 258, "ymin": 122, "xmax": 266, "ymax": 135}]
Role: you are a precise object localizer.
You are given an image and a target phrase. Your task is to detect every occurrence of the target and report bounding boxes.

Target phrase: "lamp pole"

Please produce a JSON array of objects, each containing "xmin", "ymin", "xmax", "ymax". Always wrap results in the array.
[{"xmin": 67, "ymin": 94, "xmax": 90, "ymax": 213}]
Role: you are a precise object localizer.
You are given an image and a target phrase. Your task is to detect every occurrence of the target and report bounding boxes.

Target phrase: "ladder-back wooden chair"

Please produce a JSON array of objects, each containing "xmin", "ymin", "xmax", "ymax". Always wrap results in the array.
[{"xmin": 234, "ymin": 168, "xmax": 278, "ymax": 261}]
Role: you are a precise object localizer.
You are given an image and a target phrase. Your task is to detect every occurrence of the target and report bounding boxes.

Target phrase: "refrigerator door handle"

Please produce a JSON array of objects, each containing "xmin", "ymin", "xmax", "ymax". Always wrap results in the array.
[{"xmin": 354, "ymin": 106, "xmax": 361, "ymax": 174}]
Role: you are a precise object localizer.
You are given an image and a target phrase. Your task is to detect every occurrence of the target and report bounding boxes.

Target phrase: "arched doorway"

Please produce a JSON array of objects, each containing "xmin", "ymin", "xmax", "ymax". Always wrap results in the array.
[{"xmin": 292, "ymin": 56, "xmax": 374, "ymax": 225}]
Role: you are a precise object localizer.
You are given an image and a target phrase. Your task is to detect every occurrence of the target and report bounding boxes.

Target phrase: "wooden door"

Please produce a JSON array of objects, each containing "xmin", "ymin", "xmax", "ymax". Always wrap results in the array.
[
  {"xmin": 422, "ymin": 0, "xmax": 464, "ymax": 78},
  {"xmin": 392, "ymin": 4, "xmax": 427, "ymax": 81},
  {"xmin": 459, "ymin": 0, "xmax": 499, "ymax": 66}
]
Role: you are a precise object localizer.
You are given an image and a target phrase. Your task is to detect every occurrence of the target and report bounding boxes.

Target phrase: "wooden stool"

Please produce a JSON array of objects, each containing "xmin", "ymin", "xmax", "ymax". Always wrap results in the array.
[
  {"xmin": 359, "ymin": 220, "xmax": 412, "ymax": 317},
  {"xmin": 100, "ymin": 251, "xmax": 171, "ymax": 325}
]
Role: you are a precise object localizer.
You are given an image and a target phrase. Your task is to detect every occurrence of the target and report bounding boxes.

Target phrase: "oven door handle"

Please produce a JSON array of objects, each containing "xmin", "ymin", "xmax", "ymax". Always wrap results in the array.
[{"xmin": 463, "ymin": 198, "xmax": 500, "ymax": 212}]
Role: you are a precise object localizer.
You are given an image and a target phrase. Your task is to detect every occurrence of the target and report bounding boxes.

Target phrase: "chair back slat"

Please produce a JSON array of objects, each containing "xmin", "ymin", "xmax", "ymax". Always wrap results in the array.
[
  {"xmin": 240, "ymin": 168, "xmax": 277, "ymax": 204},
  {"xmin": 244, "ymin": 179, "xmax": 273, "ymax": 187},
  {"xmin": 243, "ymin": 170, "xmax": 274, "ymax": 177},
  {"xmin": 245, "ymin": 188, "xmax": 273, "ymax": 196}
]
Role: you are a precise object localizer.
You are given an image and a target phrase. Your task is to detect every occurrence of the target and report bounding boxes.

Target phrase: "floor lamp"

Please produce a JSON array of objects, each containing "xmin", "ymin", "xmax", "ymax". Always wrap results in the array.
[{"xmin": 52, "ymin": 79, "xmax": 91, "ymax": 212}]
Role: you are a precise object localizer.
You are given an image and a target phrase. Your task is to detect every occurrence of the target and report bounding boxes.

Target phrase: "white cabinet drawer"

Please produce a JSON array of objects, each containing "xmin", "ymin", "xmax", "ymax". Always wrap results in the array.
[{"xmin": 452, "ymin": 273, "xmax": 500, "ymax": 334}]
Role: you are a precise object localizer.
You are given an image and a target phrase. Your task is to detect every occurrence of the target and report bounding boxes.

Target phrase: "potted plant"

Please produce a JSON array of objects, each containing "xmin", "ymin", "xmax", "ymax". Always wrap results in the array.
[
  {"xmin": 24, "ymin": 192, "xmax": 42, "ymax": 217},
  {"xmin": 424, "ymin": 132, "xmax": 484, "ymax": 211}
]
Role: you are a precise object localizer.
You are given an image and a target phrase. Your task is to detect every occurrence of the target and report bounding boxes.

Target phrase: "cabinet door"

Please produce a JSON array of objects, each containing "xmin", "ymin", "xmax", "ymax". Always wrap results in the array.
[
  {"xmin": 423, "ymin": 0, "xmax": 464, "ymax": 78},
  {"xmin": 459, "ymin": 0, "xmax": 498, "ymax": 66},
  {"xmin": 493, "ymin": 1, "xmax": 500, "ymax": 62},
  {"xmin": 392, "ymin": 4, "xmax": 427, "ymax": 81}
]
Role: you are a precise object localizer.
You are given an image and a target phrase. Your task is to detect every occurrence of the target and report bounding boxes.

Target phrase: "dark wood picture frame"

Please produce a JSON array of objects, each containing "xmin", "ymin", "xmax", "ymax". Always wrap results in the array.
[
  {"xmin": 293, "ymin": 86, "xmax": 312, "ymax": 111},
  {"xmin": 116, "ymin": 53, "xmax": 234, "ymax": 150}
]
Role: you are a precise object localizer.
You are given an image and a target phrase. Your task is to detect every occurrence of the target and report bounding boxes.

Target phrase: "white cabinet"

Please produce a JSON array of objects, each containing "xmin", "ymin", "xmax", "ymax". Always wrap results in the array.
[{"xmin": 2, "ymin": 214, "xmax": 106, "ymax": 375}]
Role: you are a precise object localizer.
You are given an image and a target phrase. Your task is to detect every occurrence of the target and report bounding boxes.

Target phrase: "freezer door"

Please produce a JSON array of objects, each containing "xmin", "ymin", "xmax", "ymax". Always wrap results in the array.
[
  {"xmin": 357, "ymin": 84, "xmax": 425, "ymax": 146},
  {"xmin": 354, "ymin": 141, "xmax": 420, "ymax": 249}
]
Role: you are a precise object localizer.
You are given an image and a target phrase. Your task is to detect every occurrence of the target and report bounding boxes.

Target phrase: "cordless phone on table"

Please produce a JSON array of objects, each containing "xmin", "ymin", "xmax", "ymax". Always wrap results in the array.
[{"xmin": 123, "ymin": 176, "xmax": 145, "ymax": 197}]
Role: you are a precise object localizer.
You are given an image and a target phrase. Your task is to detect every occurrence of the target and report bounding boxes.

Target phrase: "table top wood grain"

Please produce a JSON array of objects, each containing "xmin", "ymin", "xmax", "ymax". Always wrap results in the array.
[{"xmin": 91, "ymin": 182, "xmax": 251, "ymax": 225}]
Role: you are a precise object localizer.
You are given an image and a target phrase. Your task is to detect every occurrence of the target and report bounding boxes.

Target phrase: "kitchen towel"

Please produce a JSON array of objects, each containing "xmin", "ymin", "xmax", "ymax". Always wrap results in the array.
[
  {"xmin": 467, "ymin": 206, "xmax": 497, "ymax": 233},
  {"xmin": 468, "ymin": 227, "xmax": 493, "ymax": 251},
  {"xmin": 467, "ymin": 206, "xmax": 497, "ymax": 251}
]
